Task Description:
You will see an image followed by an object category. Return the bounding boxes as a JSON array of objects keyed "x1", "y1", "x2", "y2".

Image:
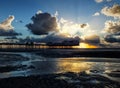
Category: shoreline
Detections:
[{"x1": 0, "y1": 48, "x2": 120, "y2": 58}]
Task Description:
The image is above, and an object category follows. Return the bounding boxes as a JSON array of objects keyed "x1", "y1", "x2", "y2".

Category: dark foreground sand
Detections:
[{"x1": 0, "y1": 72, "x2": 119, "y2": 88}]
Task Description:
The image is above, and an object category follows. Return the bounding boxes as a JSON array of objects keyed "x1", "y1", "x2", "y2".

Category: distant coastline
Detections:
[{"x1": 0, "y1": 45, "x2": 119, "y2": 58}]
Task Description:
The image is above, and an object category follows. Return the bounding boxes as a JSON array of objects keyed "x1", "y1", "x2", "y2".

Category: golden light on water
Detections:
[{"x1": 57, "y1": 59, "x2": 92, "y2": 73}]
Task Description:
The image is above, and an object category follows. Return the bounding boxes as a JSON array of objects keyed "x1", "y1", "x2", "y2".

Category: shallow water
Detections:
[{"x1": 0, "y1": 52, "x2": 120, "y2": 83}]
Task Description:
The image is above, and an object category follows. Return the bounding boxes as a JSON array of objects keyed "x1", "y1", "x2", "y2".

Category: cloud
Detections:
[
  {"x1": 27, "y1": 11, "x2": 94, "y2": 38},
  {"x1": 57, "y1": 17, "x2": 92, "y2": 36},
  {"x1": 15, "y1": 20, "x2": 23, "y2": 23},
  {"x1": 58, "y1": 18, "x2": 81, "y2": 35},
  {"x1": 36, "y1": 10, "x2": 42, "y2": 14},
  {"x1": 18, "y1": 33, "x2": 80, "y2": 44},
  {"x1": 95, "y1": 0, "x2": 112, "y2": 3},
  {"x1": 93, "y1": 12, "x2": 100, "y2": 16},
  {"x1": 0, "y1": 30, "x2": 21, "y2": 36},
  {"x1": 104, "y1": 34, "x2": 120, "y2": 43},
  {"x1": 54, "y1": 11, "x2": 59, "y2": 17},
  {"x1": 41, "y1": 33, "x2": 80, "y2": 43},
  {"x1": 80, "y1": 23, "x2": 89, "y2": 28},
  {"x1": 26, "y1": 11, "x2": 100, "y2": 46},
  {"x1": 103, "y1": 20, "x2": 120, "y2": 34},
  {"x1": 26, "y1": 12, "x2": 58, "y2": 35},
  {"x1": 95, "y1": 0, "x2": 103, "y2": 3},
  {"x1": 83, "y1": 34, "x2": 100, "y2": 44},
  {"x1": 0, "y1": 15, "x2": 14, "y2": 30},
  {"x1": 0, "y1": 15, "x2": 21, "y2": 36},
  {"x1": 101, "y1": 4, "x2": 120, "y2": 19},
  {"x1": 5, "y1": 36, "x2": 17, "y2": 39},
  {"x1": 102, "y1": 20, "x2": 120, "y2": 43},
  {"x1": 106, "y1": 0, "x2": 112, "y2": 2}
]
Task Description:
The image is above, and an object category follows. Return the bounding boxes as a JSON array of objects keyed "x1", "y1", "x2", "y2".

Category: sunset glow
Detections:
[
  {"x1": 0, "y1": 0, "x2": 120, "y2": 48},
  {"x1": 72, "y1": 43, "x2": 98, "y2": 48},
  {"x1": 79, "y1": 43, "x2": 98, "y2": 48}
]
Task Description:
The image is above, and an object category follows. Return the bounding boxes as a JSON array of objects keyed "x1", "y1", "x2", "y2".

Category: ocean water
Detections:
[{"x1": 0, "y1": 52, "x2": 120, "y2": 83}]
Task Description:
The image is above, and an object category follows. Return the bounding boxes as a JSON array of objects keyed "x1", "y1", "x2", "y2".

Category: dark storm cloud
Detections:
[
  {"x1": 103, "y1": 21, "x2": 120, "y2": 43},
  {"x1": 104, "y1": 34, "x2": 120, "y2": 43},
  {"x1": 101, "y1": 5, "x2": 120, "y2": 44},
  {"x1": 0, "y1": 30, "x2": 21, "y2": 36},
  {"x1": 17, "y1": 33, "x2": 80, "y2": 44},
  {"x1": 41, "y1": 33, "x2": 80, "y2": 43},
  {"x1": 26, "y1": 12, "x2": 58, "y2": 35},
  {"x1": 83, "y1": 35, "x2": 100, "y2": 44},
  {"x1": 5, "y1": 36, "x2": 18, "y2": 39}
]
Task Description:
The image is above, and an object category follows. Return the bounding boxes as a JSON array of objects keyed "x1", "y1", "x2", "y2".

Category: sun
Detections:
[
  {"x1": 80, "y1": 43, "x2": 98, "y2": 48},
  {"x1": 73, "y1": 43, "x2": 98, "y2": 48}
]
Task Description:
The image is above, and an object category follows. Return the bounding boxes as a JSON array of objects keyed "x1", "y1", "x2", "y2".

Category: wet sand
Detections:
[
  {"x1": 0, "y1": 72, "x2": 119, "y2": 88},
  {"x1": 0, "y1": 51, "x2": 120, "y2": 88}
]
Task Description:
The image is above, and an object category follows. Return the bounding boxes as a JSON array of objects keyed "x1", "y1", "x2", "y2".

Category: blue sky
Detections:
[{"x1": 0, "y1": 0, "x2": 120, "y2": 38}]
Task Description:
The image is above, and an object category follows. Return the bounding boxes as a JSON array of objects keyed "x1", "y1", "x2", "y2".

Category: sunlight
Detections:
[
  {"x1": 73, "y1": 43, "x2": 98, "y2": 48},
  {"x1": 57, "y1": 59, "x2": 92, "y2": 73},
  {"x1": 80, "y1": 43, "x2": 98, "y2": 48},
  {"x1": 58, "y1": 18, "x2": 97, "y2": 37},
  {"x1": 59, "y1": 20, "x2": 80, "y2": 35}
]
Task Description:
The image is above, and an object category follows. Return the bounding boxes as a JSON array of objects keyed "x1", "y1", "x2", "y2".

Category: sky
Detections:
[{"x1": 0, "y1": 0, "x2": 120, "y2": 48}]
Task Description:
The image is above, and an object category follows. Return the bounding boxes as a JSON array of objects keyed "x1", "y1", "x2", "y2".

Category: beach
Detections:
[
  {"x1": 0, "y1": 72, "x2": 120, "y2": 88},
  {"x1": 0, "y1": 49, "x2": 120, "y2": 88}
]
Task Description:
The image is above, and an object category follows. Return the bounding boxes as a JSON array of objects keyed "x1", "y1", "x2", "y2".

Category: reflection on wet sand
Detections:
[
  {"x1": 57, "y1": 59, "x2": 92, "y2": 73},
  {"x1": 0, "y1": 52, "x2": 120, "y2": 84}
]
